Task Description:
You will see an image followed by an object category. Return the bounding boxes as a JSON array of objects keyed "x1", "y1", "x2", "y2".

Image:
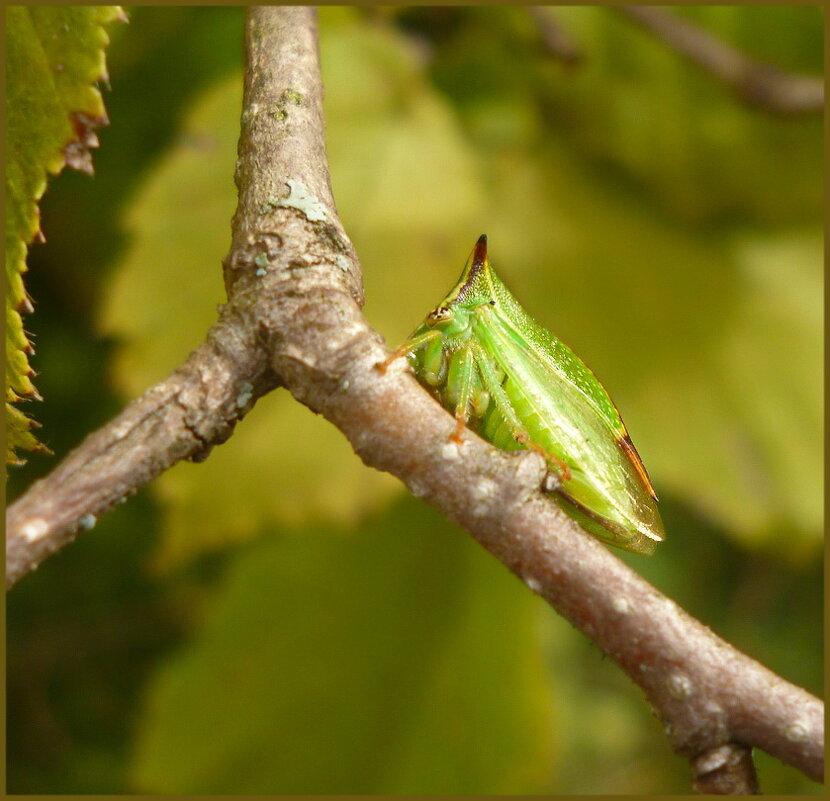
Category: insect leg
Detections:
[
  {"x1": 446, "y1": 346, "x2": 477, "y2": 442},
  {"x1": 418, "y1": 333, "x2": 449, "y2": 386},
  {"x1": 472, "y1": 343, "x2": 572, "y2": 482},
  {"x1": 376, "y1": 329, "x2": 442, "y2": 374},
  {"x1": 472, "y1": 342, "x2": 532, "y2": 440}
]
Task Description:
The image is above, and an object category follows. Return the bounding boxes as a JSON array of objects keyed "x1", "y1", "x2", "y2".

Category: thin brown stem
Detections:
[
  {"x1": 6, "y1": 313, "x2": 278, "y2": 587},
  {"x1": 691, "y1": 743, "x2": 760, "y2": 795},
  {"x1": 618, "y1": 6, "x2": 824, "y2": 115}
]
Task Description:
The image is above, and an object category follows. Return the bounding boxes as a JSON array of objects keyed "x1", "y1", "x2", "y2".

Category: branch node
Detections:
[{"x1": 692, "y1": 743, "x2": 759, "y2": 795}]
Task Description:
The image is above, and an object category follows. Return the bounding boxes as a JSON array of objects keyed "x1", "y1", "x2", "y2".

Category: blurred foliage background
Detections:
[{"x1": 6, "y1": 6, "x2": 823, "y2": 794}]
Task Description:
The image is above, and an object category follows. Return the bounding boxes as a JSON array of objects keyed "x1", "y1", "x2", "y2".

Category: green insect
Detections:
[{"x1": 383, "y1": 235, "x2": 664, "y2": 555}]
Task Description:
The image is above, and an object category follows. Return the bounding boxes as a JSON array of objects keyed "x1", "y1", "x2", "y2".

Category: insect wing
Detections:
[
  {"x1": 484, "y1": 268, "x2": 634, "y2": 450},
  {"x1": 471, "y1": 283, "x2": 664, "y2": 552}
]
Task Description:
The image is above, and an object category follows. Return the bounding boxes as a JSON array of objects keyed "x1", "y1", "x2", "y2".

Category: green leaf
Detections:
[
  {"x1": 655, "y1": 229, "x2": 823, "y2": 560},
  {"x1": 5, "y1": 401, "x2": 43, "y2": 465},
  {"x1": 131, "y1": 498, "x2": 556, "y2": 793},
  {"x1": 5, "y1": 6, "x2": 124, "y2": 465}
]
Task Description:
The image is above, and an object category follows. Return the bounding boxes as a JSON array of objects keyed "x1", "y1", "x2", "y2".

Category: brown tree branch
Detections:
[
  {"x1": 618, "y1": 6, "x2": 824, "y2": 115},
  {"x1": 692, "y1": 743, "x2": 759, "y2": 795},
  {"x1": 6, "y1": 6, "x2": 823, "y2": 792},
  {"x1": 6, "y1": 312, "x2": 278, "y2": 586}
]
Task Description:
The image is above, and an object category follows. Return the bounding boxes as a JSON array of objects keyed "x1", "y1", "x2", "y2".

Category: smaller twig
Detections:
[
  {"x1": 692, "y1": 743, "x2": 759, "y2": 795},
  {"x1": 618, "y1": 6, "x2": 823, "y2": 115},
  {"x1": 527, "y1": 6, "x2": 582, "y2": 65},
  {"x1": 5, "y1": 316, "x2": 278, "y2": 588}
]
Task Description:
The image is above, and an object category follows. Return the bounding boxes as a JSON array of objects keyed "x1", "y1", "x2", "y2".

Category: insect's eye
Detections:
[{"x1": 427, "y1": 306, "x2": 452, "y2": 325}]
